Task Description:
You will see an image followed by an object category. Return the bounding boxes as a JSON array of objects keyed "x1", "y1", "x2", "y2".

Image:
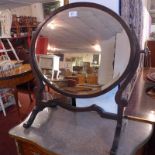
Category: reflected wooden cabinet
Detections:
[{"x1": 11, "y1": 15, "x2": 38, "y2": 38}]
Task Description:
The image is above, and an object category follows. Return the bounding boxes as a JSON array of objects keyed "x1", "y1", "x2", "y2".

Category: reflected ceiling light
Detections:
[
  {"x1": 47, "y1": 45, "x2": 58, "y2": 52},
  {"x1": 47, "y1": 45, "x2": 55, "y2": 51},
  {"x1": 47, "y1": 23, "x2": 55, "y2": 29},
  {"x1": 148, "y1": 110, "x2": 155, "y2": 121},
  {"x1": 52, "y1": 47, "x2": 56, "y2": 51},
  {"x1": 47, "y1": 44, "x2": 51, "y2": 51},
  {"x1": 47, "y1": 21, "x2": 58, "y2": 29},
  {"x1": 93, "y1": 44, "x2": 101, "y2": 52}
]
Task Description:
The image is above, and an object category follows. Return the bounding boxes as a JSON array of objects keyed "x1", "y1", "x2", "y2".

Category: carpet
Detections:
[{"x1": 0, "y1": 93, "x2": 35, "y2": 155}]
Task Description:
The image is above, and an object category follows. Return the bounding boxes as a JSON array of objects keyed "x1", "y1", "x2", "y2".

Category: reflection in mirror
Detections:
[{"x1": 34, "y1": 7, "x2": 131, "y2": 96}]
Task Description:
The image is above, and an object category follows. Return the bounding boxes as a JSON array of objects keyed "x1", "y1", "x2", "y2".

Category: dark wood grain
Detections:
[{"x1": 0, "y1": 64, "x2": 33, "y2": 86}]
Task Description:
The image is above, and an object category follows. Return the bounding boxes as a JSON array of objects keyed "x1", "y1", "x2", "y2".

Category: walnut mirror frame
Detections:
[
  {"x1": 23, "y1": 2, "x2": 140, "y2": 155},
  {"x1": 33, "y1": 4, "x2": 134, "y2": 98}
]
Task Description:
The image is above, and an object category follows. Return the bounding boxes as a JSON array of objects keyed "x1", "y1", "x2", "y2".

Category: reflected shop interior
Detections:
[{"x1": 35, "y1": 6, "x2": 130, "y2": 96}]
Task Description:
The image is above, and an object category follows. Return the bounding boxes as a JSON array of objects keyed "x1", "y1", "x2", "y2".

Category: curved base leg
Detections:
[
  {"x1": 110, "y1": 124, "x2": 122, "y2": 155},
  {"x1": 110, "y1": 106, "x2": 124, "y2": 155},
  {"x1": 23, "y1": 107, "x2": 40, "y2": 128},
  {"x1": 23, "y1": 100, "x2": 57, "y2": 128}
]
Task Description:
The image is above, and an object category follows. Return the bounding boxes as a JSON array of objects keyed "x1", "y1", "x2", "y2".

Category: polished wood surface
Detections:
[
  {"x1": 125, "y1": 67, "x2": 155, "y2": 123},
  {"x1": 0, "y1": 64, "x2": 34, "y2": 112},
  {"x1": 0, "y1": 64, "x2": 33, "y2": 88},
  {"x1": 9, "y1": 107, "x2": 153, "y2": 155}
]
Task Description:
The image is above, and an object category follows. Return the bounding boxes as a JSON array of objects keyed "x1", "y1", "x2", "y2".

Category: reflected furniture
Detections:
[{"x1": 38, "y1": 54, "x2": 60, "y2": 80}]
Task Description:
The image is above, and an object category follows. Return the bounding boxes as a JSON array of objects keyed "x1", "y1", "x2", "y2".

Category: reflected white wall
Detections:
[
  {"x1": 98, "y1": 36, "x2": 115, "y2": 85},
  {"x1": 69, "y1": 0, "x2": 120, "y2": 14},
  {"x1": 113, "y1": 30, "x2": 130, "y2": 78}
]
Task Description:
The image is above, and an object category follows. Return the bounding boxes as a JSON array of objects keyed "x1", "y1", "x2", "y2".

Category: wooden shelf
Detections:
[
  {"x1": 11, "y1": 25, "x2": 37, "y2": 29},
  {"x1": 11, "y1": 15, "x2": 38, "y2": 38}
]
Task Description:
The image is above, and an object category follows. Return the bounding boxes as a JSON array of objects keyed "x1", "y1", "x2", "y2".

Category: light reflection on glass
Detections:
[{"x1": 148, "y1": 110, "x2": 155, "y2": 121}]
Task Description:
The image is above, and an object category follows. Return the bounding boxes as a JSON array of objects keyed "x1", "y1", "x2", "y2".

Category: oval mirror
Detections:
[{"x1": 31, "y1": 3, "x2": 134, "y2": 98}]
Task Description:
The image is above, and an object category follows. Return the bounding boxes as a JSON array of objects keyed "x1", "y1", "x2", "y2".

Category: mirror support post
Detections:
[
  {"x1": 110, "y1": 34, "x2": 140, "y2": 154},
  {"x1": 23, "y1": 72, "x2": 45, "y2": 128},
  {"x1": 71, "y1": 98, "x2": 76, "y2": 107},
  {"x1": 23, "y1": 78, "x2": 58, "y2": 128},
  {"x1": 110, "y1": 105, "x2": 124, "y2": 155},
  {"x1": 22, "y1": 64, "x2": 58, "y2": 128}
]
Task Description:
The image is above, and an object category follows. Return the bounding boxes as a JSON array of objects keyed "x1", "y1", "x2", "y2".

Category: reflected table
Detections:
[
  {"x1": 0, "y1": 64, "x2": 34, "y2": 112},
  {"x1": 9, "y1": 107, "x2": 152, "y2": 155}
]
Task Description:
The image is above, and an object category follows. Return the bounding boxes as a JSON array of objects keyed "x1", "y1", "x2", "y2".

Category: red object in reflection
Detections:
[{"x1": 36, "y1": 36, "x2": 48, "y2": 54}]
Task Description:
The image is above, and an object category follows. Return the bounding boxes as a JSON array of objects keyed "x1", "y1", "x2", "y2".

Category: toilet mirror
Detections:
[{"x1": 31, "y1": 3, "x2": 135, "y2": 98}]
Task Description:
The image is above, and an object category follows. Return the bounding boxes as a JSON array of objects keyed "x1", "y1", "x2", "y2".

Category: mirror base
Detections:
[{"x1": 23, "y1": 100, "x2": 57, "y2": 129}]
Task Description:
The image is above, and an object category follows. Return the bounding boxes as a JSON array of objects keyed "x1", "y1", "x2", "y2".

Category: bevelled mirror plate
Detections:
[{"x1": 33, "y1": 4, "x2": 131, "y2": 97}]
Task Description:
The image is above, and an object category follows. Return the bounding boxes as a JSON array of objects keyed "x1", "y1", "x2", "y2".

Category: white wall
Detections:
[
  {"x1": 10, "y1": 5, "x2": 32, "y2": 16},
  {"x1": 10, "y1": 3, "x2": 44, "y2": 22},
  {"x1": 0, "y1": 9, "x2": 12, "y2": 37},
  {"x1": 31, "y1": 3, "x2": 44, "y2": 22},
  {"x1": 69, "y1": 0, "x2": 120, "y2": 14},
  {"x1": 142, "y1": 0, "x2": 151, "y2": 49},
  {"x1": 3, "y1": 3, "x2": 44, "y2": 23},
  {"x1": 151, "y1": 25, "x2": 155, "y2": 32}
]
